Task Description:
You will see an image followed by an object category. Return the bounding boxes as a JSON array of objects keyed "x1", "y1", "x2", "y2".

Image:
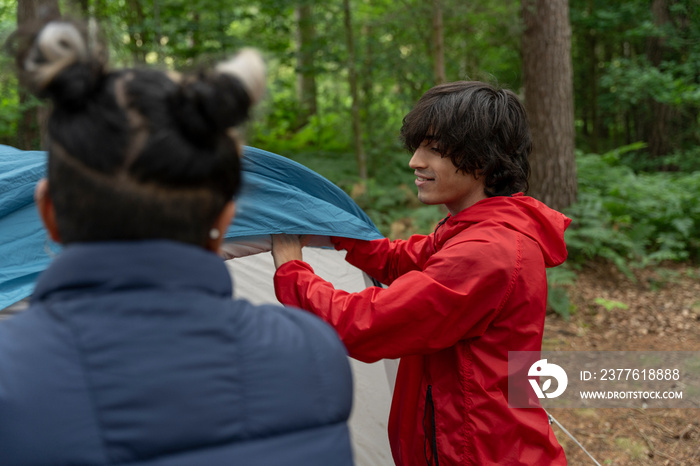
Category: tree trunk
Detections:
[
  {"x1": 361, "y1": 22, "x2": 375, "y2": 171},
  {"x1": 585, "y1": 0, "x2": 598, "y2": 153},
  {"x1": 432, "y1": 0, "x2": 446, "y2": 84},
  {"x1": 17, "y1": 0, "x2": 60, "y2": 150},
  {"x1": 67, "y1": 0, "x2": 88, "y2": 15},
  {"x1": 153, "y1": 0, "x2": 163, "y2": 64},
  {"x1": 294, "y1": 3, "x2": 318, "y2": 129},
  {"x1": 521, "y1": 0, "x2": 577, "y2": 211},
  {"x1": 125, "y1": 0, "x2": 149, "y2": 64},
  {"x1": 342, "y1": 0, "x2": 367, "y2": 179},
  {"x1": 646, "y1": 0, "x2": 672, "y2": 158}
]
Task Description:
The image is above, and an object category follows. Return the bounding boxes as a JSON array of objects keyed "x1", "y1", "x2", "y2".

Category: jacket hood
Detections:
[{"x1": 447, "y1": 193, "x2": 572, "y2": 267}]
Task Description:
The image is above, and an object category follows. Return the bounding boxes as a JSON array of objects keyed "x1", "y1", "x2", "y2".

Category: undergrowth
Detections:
[{"x1": 549, "y1": 144, "x2": 700, "y2": 318}]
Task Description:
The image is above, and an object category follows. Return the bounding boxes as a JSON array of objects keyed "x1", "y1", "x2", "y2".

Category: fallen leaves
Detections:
[{"x1": 544, "y1": 263, "x2": 700, "y2": 465}]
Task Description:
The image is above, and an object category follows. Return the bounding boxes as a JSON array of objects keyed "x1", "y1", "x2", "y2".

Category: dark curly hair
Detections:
[
  {"x1": 400, "y1": 81, "x2": 531, "y2": 197},
  {"x1": 11, "y1": 18, "x2": 265, "y2": 246}
]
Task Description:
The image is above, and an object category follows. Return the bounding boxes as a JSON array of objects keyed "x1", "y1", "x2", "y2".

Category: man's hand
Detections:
[{"x1": 271, "y1": 234, "x2": 304, "y2": 269}]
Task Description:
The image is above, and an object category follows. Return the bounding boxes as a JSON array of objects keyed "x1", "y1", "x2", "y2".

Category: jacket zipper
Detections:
[
  {"x1": 432, "y1": 216, "x2": 449, "y2": 253},
  {"x1": 423, "y1": 384, "x2": 440, "y2": 466}
]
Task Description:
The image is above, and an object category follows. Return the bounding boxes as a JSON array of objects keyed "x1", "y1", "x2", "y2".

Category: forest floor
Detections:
[{"x1": 543, "y1": 263, "x2": 700, "y2": 465}]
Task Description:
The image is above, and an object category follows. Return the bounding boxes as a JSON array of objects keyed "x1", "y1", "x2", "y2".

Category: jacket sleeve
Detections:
[
  {"x1": 274, "y1": 236, "x2": 521, "y2": 363},
  {"x1": 332, "y1": 235, "x2": 435, "y2": 285}
]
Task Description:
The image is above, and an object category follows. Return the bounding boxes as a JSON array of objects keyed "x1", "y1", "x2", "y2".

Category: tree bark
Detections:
[
  {"x1": 294, "y1": 3, "x2": 318, "y2": 129},
  {"x1": 17, "y1": 0, "x2": 60, "y2": 150},
  {"x1": 67, "y1": 0, "x2": 88, "y2": 15},
  {"x1": 125, "y1": 0, "x2": 149, "y2": 64},
  {"x1": 342, "y1": 0, "x2": 367, "y2": 179},
  {"x1": 585, "y1": 0, "x2": 598, "y2": 152},
  {"x1": 646, "y1": 0, "x2": 672, "y2": 158},
  {"x1": 432, "y1": 0, "x2": 446, "y2": 84},
  {"x1": 521, "y1": 0, "x2": 577, "y2": 211},
  {"x1": 361, "y1": 22, "x2": 375, "y2": 171}
]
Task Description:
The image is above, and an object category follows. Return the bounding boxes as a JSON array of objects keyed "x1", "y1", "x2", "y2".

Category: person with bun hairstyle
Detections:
[
  {"x1": 272, "y1": 82, "x2": 569, "y2": 465},
  {"x1": 0, "y1": 18, "x2": 354, "y2": 466}
]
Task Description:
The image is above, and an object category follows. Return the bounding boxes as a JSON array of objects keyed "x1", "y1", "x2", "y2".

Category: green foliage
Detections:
[
  {"x1": 564, "y1": 144, "x2": 700, "y2": 275},
  {"x1": 350, "y1": 179, "x2": 446, "y2": 237},
  {"x1": 601, "y1": 56, "x2": 700, "y2": 109},
  {"x1": 546, "y1": 266, "x2": 578, "y2": 319},
  {"x1": 593, "y1": 297, "x2": 629, "y2": 312},
  {"x1": 570, "y1": 0, "x2": 700, "y2": 163},
  {"x1": 0, "y1": 10, "x2": 17, "y2": 145},
  {"x1": 619, "y1": 145, "x2": 700, "y2": 174},
  {"x1": 281, "y1": 147, "x2": 445, "y2": 237},
  {"x1": 351, "y1": 178, "x2": 416, "y2": 234},
  {"x1": 279, "y1": 150, "x2": 359, "y2": 186},
  {"x1": 0, "y1": 76, "x2": 19, "y2": 144},
  {"x1": 247, "y1": 0, "x2": 524, "y2": 175}
]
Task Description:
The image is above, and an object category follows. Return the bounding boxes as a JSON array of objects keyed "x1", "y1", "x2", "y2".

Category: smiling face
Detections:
[
  {"x1": 409, "y1": 140, "x2": 487, "y2": 216},
  {"x1": 400, "y1": 82, "x2": 532, "y2": 199}
]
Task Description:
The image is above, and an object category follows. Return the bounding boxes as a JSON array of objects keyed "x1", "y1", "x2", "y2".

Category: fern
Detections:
[{"x1": 564, "y1": 147, "x2": 700, "y2": 273}]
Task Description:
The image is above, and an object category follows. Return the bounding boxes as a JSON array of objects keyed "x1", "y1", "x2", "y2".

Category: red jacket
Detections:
[{"x1": 274, "y1": 194, "x2": 570, "y2": 465}]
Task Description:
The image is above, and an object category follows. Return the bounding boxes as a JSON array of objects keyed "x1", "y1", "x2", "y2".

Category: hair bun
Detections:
[
  {"x1": 18, "y1": 20, "x2": 104, "y2": 108},
  {"x1": 24, "y1": 21, "x2": 88, "y2": 88},
  {"x1": 215, "y1": 48, "x2": 266, "y2": 104},
  {"x1": 170, "y1": 49, "x2": 266, "y2": 148}
]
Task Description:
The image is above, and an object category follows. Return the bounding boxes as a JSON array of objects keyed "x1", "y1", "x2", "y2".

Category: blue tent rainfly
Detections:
[{"x1": 0, "y1": 145, "x2": 382, "y2": 311}]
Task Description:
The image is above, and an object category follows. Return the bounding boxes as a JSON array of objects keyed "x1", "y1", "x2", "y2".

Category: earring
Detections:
[
  {"x1": 209, "y1": 228, "x2": 220, "y2": 240},
  {"x1": 43, "y1": 237, "x2": 58, "y2": 258}
]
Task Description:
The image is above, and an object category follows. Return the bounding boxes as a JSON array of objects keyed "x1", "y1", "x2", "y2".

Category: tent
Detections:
[{"x1": 0, "y1": 144, "x2": 397, "y2": 466}]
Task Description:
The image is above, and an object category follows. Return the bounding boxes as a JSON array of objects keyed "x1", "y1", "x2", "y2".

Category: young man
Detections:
[{"x1": 272, "y1": 81, "x2": 569, "y2": 465}]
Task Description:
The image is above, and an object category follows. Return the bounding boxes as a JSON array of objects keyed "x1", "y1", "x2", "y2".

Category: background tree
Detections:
[
  {"x1": 645, "y1": 0, "x2": 673, "y2": 158},
  {"x1": 431, "y1": 0, "x2": 445, "y2": 84},
  {"x1": 342, "y1": 0, "x2": 366, "y2": 179},
  {"x1": 522, "y1": 0, "x2": 577, "y2": 211},
  {"x1": 294, "y1": 1, "x2": 317, "y2": 128},
  {"x1": 16, "y1": 0, "x2": 60, "y2": 149}
]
